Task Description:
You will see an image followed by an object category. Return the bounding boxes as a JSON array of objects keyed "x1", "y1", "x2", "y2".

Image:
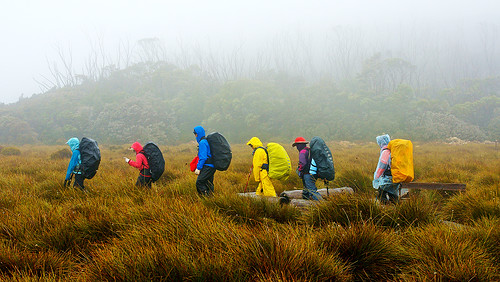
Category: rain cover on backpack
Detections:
[
  {"x1": 266, "y1": 142, "x2": 291, "y2": 181},
  {"x1": 79, "y1": 137, "x2": 101, "y2": 179},
  {"x1": 206, "y1": 132, "x2": 232, "y2": 171},
  {"x1": 387, "y1": 139, "x2": 414, "y2": 183},
  {"x1": 309, "y1": 136, "x2": 335, "y2": 181},
  {"x1": 143, "y1": 142, "x2": 165, "y2": 182}
]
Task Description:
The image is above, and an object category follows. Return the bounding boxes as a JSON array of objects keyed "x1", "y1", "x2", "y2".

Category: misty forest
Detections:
[
  {"x1": 0, "y1": 13, "x2": 500, "y2": 281},
  {"x1": 1, "y1": 24, "x2": 499, "y2": 145}
]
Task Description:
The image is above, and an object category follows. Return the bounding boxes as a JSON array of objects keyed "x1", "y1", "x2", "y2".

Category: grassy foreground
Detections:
[{"x1": 0, "y1": 142, "x2": 499, "y2": 281}]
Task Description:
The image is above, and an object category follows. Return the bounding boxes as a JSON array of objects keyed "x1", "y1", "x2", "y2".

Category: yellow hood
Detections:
[{"x1": 247, "y1": 137, "x2": 263, "y2": 149}]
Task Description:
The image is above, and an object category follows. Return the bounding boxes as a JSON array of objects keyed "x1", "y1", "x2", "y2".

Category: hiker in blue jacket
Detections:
[
  {"x1": 64, "y1": 137, "x2": 84, "y2": 190},
  {"x1": 193, "y1": 126, "x2": 216, "y2": 196}
]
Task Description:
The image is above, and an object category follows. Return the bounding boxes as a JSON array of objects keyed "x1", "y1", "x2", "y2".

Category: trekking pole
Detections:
[
  {"x1": 244, "y1": 165, "x2": 253, "y2": 193},
  {"x1": 324, "y1": 180, "x2": 329, "y2": 197}
]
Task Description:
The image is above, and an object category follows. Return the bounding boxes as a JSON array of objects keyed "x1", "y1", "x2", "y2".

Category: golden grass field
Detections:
[{"x1": 0, "y1": 142, "x2": 499, "y2": 281}]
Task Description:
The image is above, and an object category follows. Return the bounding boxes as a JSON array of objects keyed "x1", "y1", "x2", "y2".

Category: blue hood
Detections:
[
  {"x1": 376, "y1": 134, "x2": 390, "y2": 149},
  {"x1": 194, "y1": 126, "x2": 206, "y2": 143},
  {"x1": 66, "y1": 137, "x2": 80, "y2": 152}
]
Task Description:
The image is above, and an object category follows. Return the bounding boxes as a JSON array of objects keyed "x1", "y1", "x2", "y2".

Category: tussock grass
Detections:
[
  {"x1": 400, "y1": 223, "x2": 500, "y2": 281},
  {"x1": 204, "y1": 192, "x2": 301, "y2": 224},
  {"x1": 0, "y1": 142, "x2": 498, "y2": 280},
  {"x1": 0, "y1": 241, "x2": 74, "y2": 279},
  {"x1": 442, "y1": 186, "x2": 500, "y2": 224},
  {"x1": 242, "y1": 226, "x2": 352, "y2": 281},
  {"x1": 317, "y1": 223, "x2": 408, "y2": 281},
  {"x1": 305, "y1": 193, "x2": 383, "y2": 227}
]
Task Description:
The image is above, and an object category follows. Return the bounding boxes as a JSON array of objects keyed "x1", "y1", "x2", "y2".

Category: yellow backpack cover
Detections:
[
  {"x1": 387, "y1": 139, "x2": 414, "y2": 183},
  {"x1": 266, "y1": 142, "x2": 292, "y2": 181}
]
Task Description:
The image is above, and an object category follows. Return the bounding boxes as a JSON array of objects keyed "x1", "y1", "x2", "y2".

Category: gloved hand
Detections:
[
  {"x1": 194, "y1": 169, "x2": 200, "y2": 175},
  {"x1": 63, "y1": 179, "x2": 69, "y2": 187},
  {"x1": 124, "y1": 157, "x2": 130, "y2": 163}
]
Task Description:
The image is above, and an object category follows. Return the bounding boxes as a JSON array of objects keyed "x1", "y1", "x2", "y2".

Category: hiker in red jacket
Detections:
[{"x1": 124, "y1": 142, "x2": 152, "y2": 188}]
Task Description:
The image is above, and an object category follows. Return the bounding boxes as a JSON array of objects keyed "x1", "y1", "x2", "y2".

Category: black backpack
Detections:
[
  {"x1": 142, "y1": 142, "x2": 165, "y2": 182},
  {"x1": 309, "y1": 136, "x2": 335, "y2": 181},
  {"x1": 79, "y1": 137, "x2": 101, "y2": 179},
  {"x1": 206, "y1": 132, "x2": 232, "y2": 171}
]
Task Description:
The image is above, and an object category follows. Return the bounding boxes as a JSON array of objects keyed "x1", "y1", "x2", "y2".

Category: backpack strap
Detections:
[{"x1": 256, "y1": 146, "x2": 269, "y2": 171}]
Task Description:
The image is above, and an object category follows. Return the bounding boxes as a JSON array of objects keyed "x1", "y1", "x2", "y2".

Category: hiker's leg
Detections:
[
  {"x1": 303, "y1": 174, "x2": 321, "y2": 200},
  {"x1": 206, "y1": 167, "x2": 215, "y2": 195},
  {"x1": 73, "y1": 174, "x2": 85, "y2": 190},
  {"x1": 378, "y1": 185, "x2": 391, "y2": 204},
  {"x1": 386, "y1": 183, "x2": 400, "y2": 204},
  {"x1": 302, "y1": 177, "x2": 312, "y2": 199},
  {"x1": 136, "y1": 174, "x2": 145, "y2": 187},
  {"x1": 196, "y1": 166, "x2": 214, "y2": 196},
  {"x1": 259, "y1": 171, "x2": 276, "y2": 197},
  {"x1": 145, "y1": 176, "x2": 152, "y2": 188}
]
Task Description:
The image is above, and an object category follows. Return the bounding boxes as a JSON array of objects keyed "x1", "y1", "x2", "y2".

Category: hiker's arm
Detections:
[
  {"x1": 374, "y1": 150, "x2": 390, "y2": 179},
  {"x1": 197, "y1": 141, "x2": 211, "y2": 170},
  {"x1": 128, "y1": 154, "x2": 146, "y2": 169},
  {"x1": 65, "y1": 151, "x2": 79, "y2": 180},
  {"x1": 252, "y1": 149, "x2": 266, "y2": 181},
  {"x1": 297, "y1": 150, "x2": 308, "y2": 177}
]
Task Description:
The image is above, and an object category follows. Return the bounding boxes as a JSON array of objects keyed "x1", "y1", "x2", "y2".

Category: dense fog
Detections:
[{"x1": 0, "y1": 1, "x2": 499, "y2": 144}]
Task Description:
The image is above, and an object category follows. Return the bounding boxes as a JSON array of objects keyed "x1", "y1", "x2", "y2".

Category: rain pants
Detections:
[{"x1": 247, "y1": 137, "x2": 277, "y2": 197}]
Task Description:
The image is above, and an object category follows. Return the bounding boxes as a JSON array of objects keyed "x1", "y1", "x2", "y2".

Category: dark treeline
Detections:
[
  {"x1": 1, "y1": 25, "x2": 499, "y2": 145},
  {"x1": 0, "y1": 59, "x2": 498, "y2": 145}
]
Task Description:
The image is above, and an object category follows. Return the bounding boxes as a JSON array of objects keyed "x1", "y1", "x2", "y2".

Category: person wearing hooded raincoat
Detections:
[
  {"x1": 246, "y1": 137, "x2": 277, "y2": 197},
  {"x1": 65, "y1": 137, "x2": 84, "y2": 190},
  {"x1": 193, "y1": 126, "x2": 216, "y2": 196},
  {"x1": 373, "y1": 134, "x2": 399, "y2": 204},
  {"x1": 292, "y1": 137, "x2": 322, "y2": 201},
  {"x1": 124, "y1": 142, "x2": 152, "y2": 188}
]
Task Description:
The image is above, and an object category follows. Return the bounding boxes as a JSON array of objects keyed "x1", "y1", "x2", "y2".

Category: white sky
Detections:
[{"x1": 0, "y1": 0, "x2": 498, "y2": 104}]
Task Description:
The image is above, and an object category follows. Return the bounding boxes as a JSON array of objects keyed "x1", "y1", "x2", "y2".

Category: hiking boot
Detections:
[{"x1": 279, "y1": 192, "x2": 290, "y2": 205}]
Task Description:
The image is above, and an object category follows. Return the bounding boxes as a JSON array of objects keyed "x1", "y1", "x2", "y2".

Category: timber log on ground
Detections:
[{"x1": 238, "y1": 187, "x2": 354, "y2": 208}]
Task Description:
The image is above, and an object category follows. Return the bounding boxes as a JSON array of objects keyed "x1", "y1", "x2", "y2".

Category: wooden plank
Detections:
[
  {"x1": 401, "y1": 182, "x2": 466, "y2": 191},
  {"x1": 280, "y1": 187, "x2": 354, "y2": 199},
  {"x1": 237, "y1": 192, "x2": 316, "y2": 208}
]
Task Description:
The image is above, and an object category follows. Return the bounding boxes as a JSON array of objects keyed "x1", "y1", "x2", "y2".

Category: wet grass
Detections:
[{"x1": 0, "y1": 142, "x2": 498, "y2": 280}]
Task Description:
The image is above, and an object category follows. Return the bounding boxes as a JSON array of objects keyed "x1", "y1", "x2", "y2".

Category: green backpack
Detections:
[{"x1": 259, "y1": 142, "x2": 292, "y2": 181}]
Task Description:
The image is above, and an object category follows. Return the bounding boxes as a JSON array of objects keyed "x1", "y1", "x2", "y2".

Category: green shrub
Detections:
[
  {"x1": 50, "y1": 148, "x2": 72, "y2": 160},
  {"x1": 0, "y1": 147, "x2": 21, "y2": 156},
  {"x1": 333, "y1": 168, "x2": 372, "y2": 193}
]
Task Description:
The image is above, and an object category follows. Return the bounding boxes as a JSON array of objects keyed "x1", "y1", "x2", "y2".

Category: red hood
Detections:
[{"x1": 131, "y1": 142, "x2": 143, "y2": 153}]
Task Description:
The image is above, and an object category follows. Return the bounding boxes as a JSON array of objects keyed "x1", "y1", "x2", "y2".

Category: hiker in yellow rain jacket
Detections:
[{"x1": 247, "y1": 137, "x2": 277, "y2": 197}]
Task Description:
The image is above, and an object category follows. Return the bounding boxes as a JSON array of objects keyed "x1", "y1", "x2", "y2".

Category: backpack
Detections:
[
  {"x1": 309, "y1": 136, "x2": 335, "y2": 181},
  {"x1": 259, "y1": 143, "x2": 292, "y2": 181},
  {"x1": 387, "y1": 139, "x2": 414, "y2": 183},
  {"x1": 206, "y1": 132, "x2": 232, "y2": 171},
  {"x1": 142, "y1": 142, "x2": 165, "y2": 182},
  {"x1": 79, "y1": 137, "x2": 101, "y2": 179}
]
